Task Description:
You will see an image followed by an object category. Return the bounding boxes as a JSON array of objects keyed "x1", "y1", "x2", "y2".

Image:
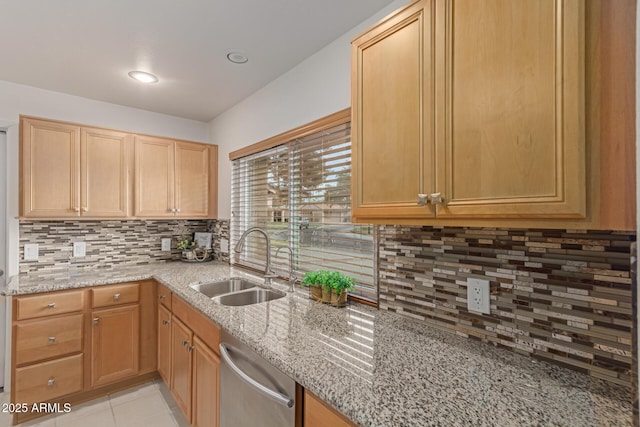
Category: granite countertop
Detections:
[{"x1": 7, "y1": 262, "x2": 632, "y2": 426}]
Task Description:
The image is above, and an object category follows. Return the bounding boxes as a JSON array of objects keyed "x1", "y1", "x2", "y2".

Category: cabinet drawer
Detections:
[
  {"x1": 15, "y1": 313, "x2": 83, "y2": 366},
  {"x1": 158, "y1": 284, "x2": 172, "y2": 309},
  {"x1": 15, "y1": 290, "x2": 85, "y2": 321},
  {"x1": 14, "y1": 354, "x2": 83, "y2": 404},
  {"x1": 92, "y1": 283, "x2": 139, "y2": 308}
]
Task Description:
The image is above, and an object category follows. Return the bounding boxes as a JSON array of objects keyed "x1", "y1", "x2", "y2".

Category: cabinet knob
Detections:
[
  {"x1": 48, "y1": 337, "x2": 56, "y2": 344},
  {"x1": 176, "y1": 208, "x2": 181, "y2": 213},
  {"x1": 430, "y1": 193, "x2": 443, "y2": 205},
  {"x1": 182, "y1": 340, "x2": 189, "y2": 347},
  {"x1": 47, "y1": 303, "x2": 56, "y2": 309},
  {"x1": 47, "y1": 378, "x2": 55, "y2": 387},
  {"x1": 162, "y1": 320, "x2": 170, "y2": 326},
  {"x1": 81, "y1": 207, "x2": 88, "y2": 212},
  {"x1": 93, "y1": 317, "x2": 100, "y2": 325},
  {"x1": 417, "y1": 194, "x2": 428, "y2": 206},
  {"x1": 159, "y1": 295, "x2": 166, "y2": 300},
  {"x1": 113, "y1": 293, "x2": 121, "y2": 301},
  {"x1": 73, "y1": 207, "x2": 80, "y2": 212},
  {"x1": 187, "y1": 345, "x2": 194, "y2": 353}
]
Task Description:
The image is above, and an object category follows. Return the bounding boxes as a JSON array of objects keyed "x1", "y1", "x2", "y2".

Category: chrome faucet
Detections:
[
  {"x1": 275, "y1": 246, "x2": 297, "y2": 292},
  {"x1": 234, "y1": 227, "x2": 277, "y2": 285}
]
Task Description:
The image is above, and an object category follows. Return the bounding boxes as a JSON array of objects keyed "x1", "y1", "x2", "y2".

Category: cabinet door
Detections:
[
  {"x1": 171, "y1": 316, "x2": 193, "y2": 423},
  {"x1": 91, "y1": 305, "x2": 140, "y2": 387},
  {"x1": 157, "y1": 305, "x2": 172, "y2": 386},
  {"x1": 351, "y1": 0, "x2": 435, "y2": 221},
  {"x1": 21, "y1": 118, "x2": 81, "y2": 217},
  {"x1": 191, "y1": 336, "x2": 219, "y2": 427},
  {"x1": 304, "y1": 390, "x2": 356, "y2": 427},
  {"x1": 175, "y1": 141, "x2": 210, "y2": 218},
  {"x1": 81, "y1": 127, "x2": 131, "y2": 217},
  {"x1": 134, "y1": 135, "x2": 175, "y2": 217},
  {"x1": 436, "y1": 0, "x2": 585, "y2": 218}
]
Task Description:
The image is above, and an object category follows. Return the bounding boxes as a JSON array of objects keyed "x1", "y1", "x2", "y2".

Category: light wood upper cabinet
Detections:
[
  {"x1": 22, "y1": 118, "x2": 131, "y2": 219},
  {"x1": 135, "y1": 136, "x2": 217, "y2": 218},
  {"x1": 21, "y1": 118, "x2": 81, "y2": 217},
  {"x1": 21, "y1": 116, "x2": 218, "y2": 219},
  {"x1": 351, "y1": 0, "x2": 597, "y2": 225},
  {"x1": 436, "y1": 0, "x2": 585, "y2": 218},
  {"x1": 81, "y1": 127, "x2": 131, "y2": 217},
  {"x1": 352, "y1": 0, "x2": 434, "y2": 220}
]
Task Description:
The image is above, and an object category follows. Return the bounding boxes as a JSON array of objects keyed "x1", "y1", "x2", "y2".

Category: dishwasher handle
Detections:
[{"x1": 219, "y1": 342, "x2": 294, "y2": 408}]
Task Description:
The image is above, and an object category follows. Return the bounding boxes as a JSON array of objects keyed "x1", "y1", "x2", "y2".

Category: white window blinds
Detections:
[{"x1": 231, "y1": 121, "x2": 376, "y2": 301}]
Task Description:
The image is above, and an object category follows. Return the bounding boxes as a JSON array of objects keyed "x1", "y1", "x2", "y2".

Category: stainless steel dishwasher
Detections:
[{"x1": 219, "y1": 330, "x2": 296, "y2": 427}]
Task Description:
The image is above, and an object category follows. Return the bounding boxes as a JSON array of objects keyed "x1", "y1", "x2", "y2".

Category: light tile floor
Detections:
[{"x1": 0, "y1": 380, "x2": 190, "y2": 427}]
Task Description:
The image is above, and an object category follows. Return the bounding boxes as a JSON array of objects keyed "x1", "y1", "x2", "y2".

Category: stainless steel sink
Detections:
[
  {"x1": 191, "y1": 277, "x2": 257, "y2": 298},
  {"x1": 213, "y1": 288, "x2": 286, "y2": 306}
]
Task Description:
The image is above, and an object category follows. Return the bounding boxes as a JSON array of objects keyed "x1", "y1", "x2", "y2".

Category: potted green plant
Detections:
[
  {"x1": 327, "y1": 271, "x2": 355, "y2": 307},
  {"x1": 301, "y1": 270, "x2": 355, "y2": 307},
  {"x1": 176, "y1": 236, "x2": 196, "y2": 260}
]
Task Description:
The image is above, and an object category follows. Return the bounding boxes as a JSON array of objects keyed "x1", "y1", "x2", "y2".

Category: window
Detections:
[{"x1": 231, "y1": 112, "x2": 376, "y2": 301}]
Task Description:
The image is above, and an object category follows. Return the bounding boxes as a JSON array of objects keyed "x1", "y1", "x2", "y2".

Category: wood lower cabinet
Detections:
[
  {"x1": 192, "y1": 336, "x2": 220, "y2": 427},
  {"x1": 170, "y1": 316, "x2": 193, "y2": 422},
  {"x1": 91, "y1": 305, "x2": 140, "y2": 387},
  {"x1": 159, "y1": 292, "x2": 220, "y2": 427},
  {"x1": 11, "y1": 282, "x2": 157, "y2": 425},
  {"x1": 157, "y1": 305, "x2": 172, "y2": 385},
  {"x1": 304, "y1": 390, "x2": 356, "y2": 427}
]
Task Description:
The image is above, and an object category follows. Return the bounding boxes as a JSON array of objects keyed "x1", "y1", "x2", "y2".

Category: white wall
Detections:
[
  {"x1": 0, "y1": 80, "x2": 209, "y2": 278},
  {"x1": 208, "y1": 0, "x2": 407, "y2": 219}
]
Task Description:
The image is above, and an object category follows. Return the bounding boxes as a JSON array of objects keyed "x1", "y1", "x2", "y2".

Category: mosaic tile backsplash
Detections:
[
  {"x1": 378, "y1": 226, "x2": 635, "y2": 387},
  {"x1": 19, "y1": 219, "x2": 230, "y2": 280}
]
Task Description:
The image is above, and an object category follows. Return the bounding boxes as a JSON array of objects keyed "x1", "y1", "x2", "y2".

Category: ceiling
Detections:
[{"x1": 0, "y1": 0, "x2": 395, "y2": 122}]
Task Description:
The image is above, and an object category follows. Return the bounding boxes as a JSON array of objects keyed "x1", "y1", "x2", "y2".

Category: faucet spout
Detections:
[
  {"x1": 275, "y1": 246, "x2": 297, "y2": 292},
  {"x1": 234, "y1": 227, "x2": 277, "y2": 285}
]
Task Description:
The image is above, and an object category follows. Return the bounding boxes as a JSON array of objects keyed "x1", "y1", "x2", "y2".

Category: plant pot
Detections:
[
  {"x1": 321, "y1": 286, "x2": 332, "y2": 303},
  {"x1": 309, "y1": 284, "x2": 323, "y2": 301},
  {"x1": 330, "y1": 290, "x2": 348, "y2": 307}
]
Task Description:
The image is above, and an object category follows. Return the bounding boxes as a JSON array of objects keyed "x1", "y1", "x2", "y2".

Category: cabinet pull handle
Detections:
[
  {"x1": 430, "y1": 193, "x2": 443, "y2": 205},
  {"x1": 162, "y1": 320, "x2": 170, "y2": 326},
  {"x1": 47, "y1": 303, "x2": 56, "y2": 309},
  {"x1": 176, "y1": 208, "x2": 181, "y2": 213},
  {"x1": 73, "y1": 207, "x2": 80, "y2": 212},
  {"x1": 182, "y1": 340, "x2": 189, "y2": 347},
  {"x1": 48, "y1": 337, "x2": 56, "y2": 344},
  {"x1": 159, "y1": 295, "x2": 166, "y2": 300},
  {"x1": 187, "y1": 345, "x2": 194, "y2": 353},
  {"x1": 47, "y1": 378, "x2": 55, "y2": 387},
  {"x1": 417, "y1": 194, "x2": 428, "y2": 206},
  {"x1": 113, "y1": 293, "x2": 121, "y2": 301},
  {"x1": 81, "y1": 207, "x2": 88, "y2": 212},
  {"x1": 93, "y1": 317, "x2": 100, "y2": 325}
]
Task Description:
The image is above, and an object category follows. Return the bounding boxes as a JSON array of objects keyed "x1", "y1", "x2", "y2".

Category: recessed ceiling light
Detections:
[
  {"x1": 226, "y1": 52, "x2": 248, "y2": 64},
  {"x1": 128, "y1": 70, "x2": 159, "y2": 83}
]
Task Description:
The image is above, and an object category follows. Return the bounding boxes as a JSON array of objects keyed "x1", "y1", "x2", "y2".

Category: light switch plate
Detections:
[
  {"x1": 73, "y1": 242, "x2": 86, "y2": 258},
  {"x1": 161, "y1": 238, "x2": 171, "y2": 252},
  {"x1": 24, "y1": 244, "x2": 39, "y2": 261},
  {"x1": 467, "y1": 278, "x2": 490, "y2": 314}
]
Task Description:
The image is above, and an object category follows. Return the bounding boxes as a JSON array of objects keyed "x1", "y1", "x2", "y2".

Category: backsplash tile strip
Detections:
[
  {"x1": 19, "y1": 219, "x2": 229, "y2": 281},
  {"x1": 378, "y1": 225, "x2": 635, "y2": 387}
]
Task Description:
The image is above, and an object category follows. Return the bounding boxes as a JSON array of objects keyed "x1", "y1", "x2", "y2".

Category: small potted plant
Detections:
[
  {"x1": 301, "y1": 270, "x2": 355, "y2": 307},
  {"x1": 328, "y1": 272, "x2": 355, "y2": 308},
  {"x1": 301, "y1": 270, "x2": 326, "y2": 301},
  {"x1": 177, "y1": 236, "x2": 196, "y2": 260}
]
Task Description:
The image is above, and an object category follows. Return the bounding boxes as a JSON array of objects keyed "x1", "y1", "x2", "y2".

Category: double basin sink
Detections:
[{"x1": 190, "y1": 277, "x2": 286, "y2": 306}]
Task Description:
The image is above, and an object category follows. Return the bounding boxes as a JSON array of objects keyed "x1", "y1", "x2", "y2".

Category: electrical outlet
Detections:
[
  {"x1": 24, "y1": 244, "x2": 39, "y2": 261},
  {"x1": 161, "y1": 238, "x2": 171, "y2": 252},
  {"x1": 73, "y1": 242, "x2": 86, "y2": 258},
  {"x1": 467, "y1": 278, "x2": 490, "y2": 314}
]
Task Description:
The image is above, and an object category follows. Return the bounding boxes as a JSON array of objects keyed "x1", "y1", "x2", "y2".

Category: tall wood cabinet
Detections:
[
  {"x1": 135, "y1": 136, "x2": 216, "y2": 218},
  {"x1": 21, "y1": 118, "x2": 131, "y2": 218},
  {"x1": 352, "y1": 0, "x2": 589, "y2": 224}
]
